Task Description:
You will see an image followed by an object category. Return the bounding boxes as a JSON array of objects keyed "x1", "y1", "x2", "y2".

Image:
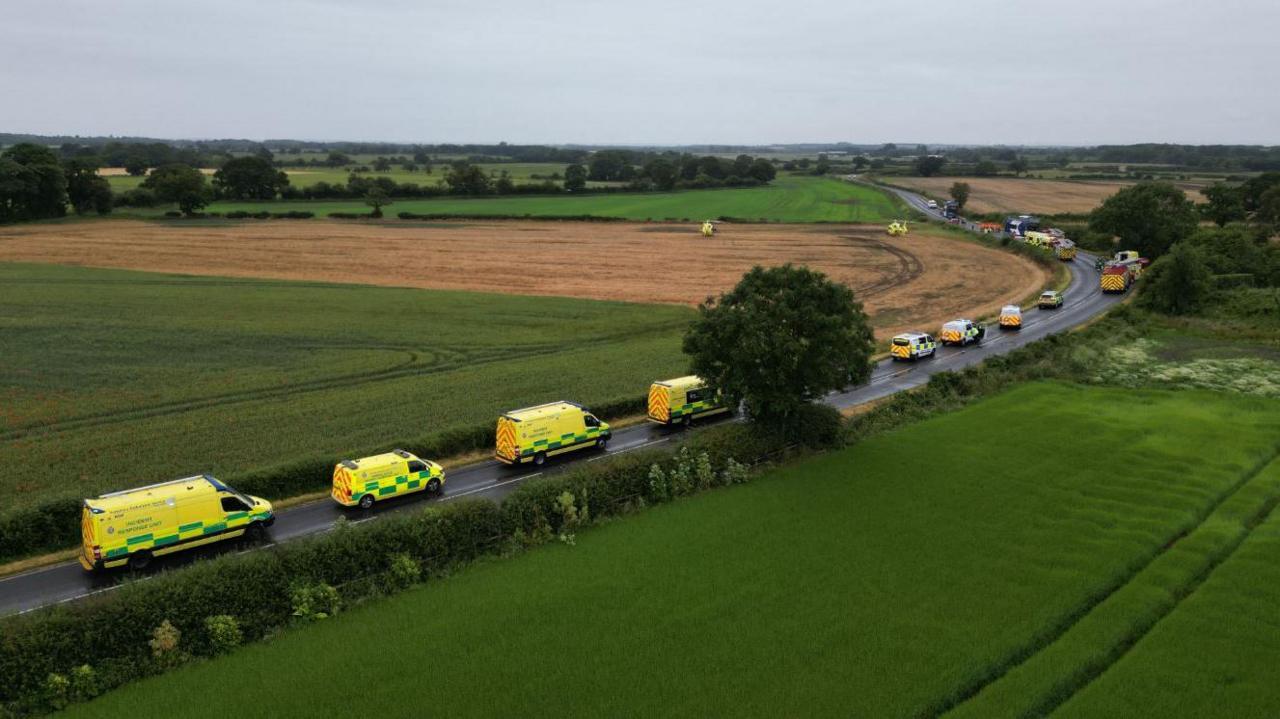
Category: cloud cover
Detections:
[{"x1": 1, "y1": 0, "x2": 1276, "y2": 144}]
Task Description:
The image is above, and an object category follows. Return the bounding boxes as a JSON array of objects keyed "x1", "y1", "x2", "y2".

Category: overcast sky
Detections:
[{"x1": 2, "y1": 0, "x2": 1276, "y2": 145}]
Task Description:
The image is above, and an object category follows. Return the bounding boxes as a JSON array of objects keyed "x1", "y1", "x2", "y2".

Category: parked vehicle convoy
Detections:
[
  {"x1": 331, "y1": 450, "x2": 444, "y2": 509},
  {"x1": 495, "y1": 401, "x2": 610, "y2": 466},
  {"x1": 1004, "y1": 215, "x2": 1041, "y2": 237},
  {"x1": 890, "y1": 332, "x2": 938, "y2": 360},
  {"x1": 939, "y1": 319, "x2": 985, "y2": 346},
  {"x1": 80, "y1": 475, "x2": 274, "y2": 571},
  {"x1": 999, "y1": 305, "x2": 1023, "y2": 330},
  {"x1": 648, "y1": 375, "x2": 729, "y2": 427},
  {"x1": 1038, "y1": 290, "x2": 1064, "y2": 309},
  {"x1": 1056, "y1": 243, "x2": 1077, "y2": 261}
]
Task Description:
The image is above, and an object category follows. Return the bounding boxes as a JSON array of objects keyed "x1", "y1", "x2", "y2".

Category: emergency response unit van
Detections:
[
  {"x1": 331, "y1": 449, "x2": 444, "y2": 509},
  {"x1": 890, "y1": 332, "x2": 937, "y2": 360},
  {"x1": 999, "y1": 305, "x2": 1023, "y2": 330},
  {"x1": 648, "y1": 375, "x2": 729, "y2": 427},
  {"x1": 495, "y1": 401, "x2": 610, "y2": 466},
  {"x1": 80, "y1": 475, "x2": 273, "y2": 571},
  {"x1": 939, "y1": 319, "x2": 985, "y2": 346}
]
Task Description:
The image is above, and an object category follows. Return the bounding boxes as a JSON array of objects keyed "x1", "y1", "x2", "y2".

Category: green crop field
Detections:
[
  {"x1": 103, "y1": 162, "x2": 617, "y2": 193},
  {"x1": 0, "y1": 263, "x2": 691, "y2": 511},
  {"x1": 113, "y1": 175, "x2": 903, "y2": 224},
  {"x1": 67, "y1": 383, "x2": 1280, "y2": 718}
]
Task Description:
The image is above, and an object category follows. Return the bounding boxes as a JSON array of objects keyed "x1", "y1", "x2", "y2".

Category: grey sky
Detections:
[{"x1": 2, "y1": 0, "x2": 1276, "y2": 145}]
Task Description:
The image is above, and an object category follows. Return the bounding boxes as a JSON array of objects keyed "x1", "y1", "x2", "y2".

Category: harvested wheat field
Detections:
[
  {"x1": 888, "y1": 176, "x2": 1205, "y2": 215},
  {"x1": 0, "y1": 219, "x2": 1047, "y2": 337}
]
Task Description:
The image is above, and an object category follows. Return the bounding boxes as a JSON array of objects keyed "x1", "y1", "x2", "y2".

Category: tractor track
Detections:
[{"x1": 837, "y1": 234, "x2": 924, "y2": 298}]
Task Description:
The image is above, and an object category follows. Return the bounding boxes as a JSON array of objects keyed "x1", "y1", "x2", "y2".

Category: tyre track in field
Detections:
[
  {"x1": 1, "y1": 324, "x2": 684, "y2": 442},
  {"x1": 837, "y1": 235, "x2": 924, "y2": 298}
]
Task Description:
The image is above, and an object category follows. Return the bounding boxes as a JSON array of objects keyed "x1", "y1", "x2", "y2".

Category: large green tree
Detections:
[
  {"x1": 913, "y1": 155, "x2": 946, "y2": 177},
  {"x1": 142, "y1": 164, "x2": 209, "y2": 215},
  {"x1": 682, "y1": 264, "x2": 874, "y2": 428},
  {"x1": 213, "y1": 156, "x2": 289, "y2": 200},
  {"x1": 444, "y1": 161, "x2": 491, "y2": 195},
  {"x1": 643, "y1": 158, "x2": 677, "y2": 190},
  {"x1": 1199, "y1": 183, "x2": 1246, "y2": 227},
  {"x1": 1137, "y1": 241, "x2": 1213, "y2": 315},
  {"x1": 0, "y1": 143, "x2": 67, "y2": 222},
  {"x1": 563, "y1": 163, "x2": 587, "y2": 192},
  {"x1": 949, "y1": 181, "x2": 971, "y2": 209},
  {"x1": 748, "y1": 158, "x2": 776, "y2": 183},
  {"x1": 1089, "y1": 182, "x2": 1197, "y2": 260},
  {"x1": 63, "y1": 158, "x2": 112, "y2": 215}
]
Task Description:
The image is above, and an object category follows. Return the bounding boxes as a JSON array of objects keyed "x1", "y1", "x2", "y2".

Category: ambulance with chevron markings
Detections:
[
  {"x1": 647, "y1": 375, "x2": 729, "y2": 427},
  {"x1": 331, "y1": 449, "x2": 444, "y2": 509},
  {"x1": 495, "y1": 401, "x2": 610, "y2": 466},
  {"x1": 80, "y1": 475, "x2": 273, "y2": 571}
]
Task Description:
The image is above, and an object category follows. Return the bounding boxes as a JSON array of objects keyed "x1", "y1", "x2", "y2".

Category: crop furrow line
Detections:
[{"x1": 931, "y1": 445, "x2": 1280, "y2": 718}]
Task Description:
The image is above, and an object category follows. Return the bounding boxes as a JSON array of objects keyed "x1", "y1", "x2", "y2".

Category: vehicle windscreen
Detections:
[{"x1": 892, "y1": 338, "x2": 910, "y2": 346}]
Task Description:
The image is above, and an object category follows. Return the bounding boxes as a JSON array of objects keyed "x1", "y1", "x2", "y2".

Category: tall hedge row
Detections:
[
  {"x1": 0, "y1": 396, "x2": 646, "y2": 565},
  {"x1": 0, "y1": 420, "x2": 792, "y2": 715}
]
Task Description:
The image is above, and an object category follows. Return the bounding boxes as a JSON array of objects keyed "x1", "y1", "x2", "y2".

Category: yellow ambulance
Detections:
[
  {"x1": 80, "y1": 475, "x2": 273, "y2": 571},
  {"x1": 495, "y1": 401, "x2": 610, "y2": 466},
  {"x1": 331, "y1": 449, "x2": 445, "y2": 509},
  {"x1": 999, "y1": 304, "x2": 1023, "y2": 330},
  {"x1": 648, "y1": 375, "x2": 729, "y2": 427}
]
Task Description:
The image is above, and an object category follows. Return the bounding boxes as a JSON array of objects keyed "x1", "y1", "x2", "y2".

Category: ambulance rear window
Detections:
[{"x1": 893, "y1": 338, "x2": 910, "y2": 346}]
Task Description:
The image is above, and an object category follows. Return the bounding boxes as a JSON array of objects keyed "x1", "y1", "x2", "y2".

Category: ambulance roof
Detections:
[
  {"x1": 653, "y1": 375, "x2": 705, "y2": 391},
  {"x1": 87, "y1": 474, "x2": 221, "y2": 512},
  {"x1": 1001, "y1": 305, "x2": 1022, "y2": 313},
  {"x1": 505, "y1": 401, "x2": 585, "y2": 421},
  {"x1": 343, "y1": 450, "x2": 416, "y2": 470},
  {"x1": 894, "y1": 331, "x2": 929, "y2": 341},
  {"x1": 943, "y1": 319, "x2": 971, "y2": 329}
]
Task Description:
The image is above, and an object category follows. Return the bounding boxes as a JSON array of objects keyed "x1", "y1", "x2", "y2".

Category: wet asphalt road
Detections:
[{"x1": 0, "y1": 190, "x2": 1119, "y2": 616}]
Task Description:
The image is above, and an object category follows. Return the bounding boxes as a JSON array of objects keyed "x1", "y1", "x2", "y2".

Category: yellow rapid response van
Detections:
[
  {"x1": 331, "y1": 449, "x2": 444, "y2": 509},
  {"x1": 80, "y1": 475, "x2": 273, "y2": 571},
  {"x1": 648, "y1": 376, "x2": 729, "y2": 427},
  {"x1": 495, "y1": 401, "x2": 610, "y2": 466}
]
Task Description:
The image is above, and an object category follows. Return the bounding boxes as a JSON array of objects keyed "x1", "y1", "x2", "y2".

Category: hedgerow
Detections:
[
  {"x1": 0, "y1": 397, "x2": 646, "y2": 565},
  {"x1": 0, "y1": 421, "x2": 789, "y2": 716}
]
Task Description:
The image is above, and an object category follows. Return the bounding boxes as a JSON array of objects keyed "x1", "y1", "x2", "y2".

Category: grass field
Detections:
[
  {"x1": 66, "y1": 383, "x2": 1280, "y2": 717},
  {"x1": 109, "y1": 175, "x2": 904, "y2": 223},
  {"x1": 0, "y1": 263, "x2": 692, "y2": 511},
  {"x1": 102, "y1": 162, "x2": 619, "y2": 192}
]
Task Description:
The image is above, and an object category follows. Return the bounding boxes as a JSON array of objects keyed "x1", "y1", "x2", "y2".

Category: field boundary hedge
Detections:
[
  {"x1": 0, "y1": 396, "x2": 645, "y2": 566},
  {"x1": 0, "y1": 420, "x2": 799, "y2": 715}
]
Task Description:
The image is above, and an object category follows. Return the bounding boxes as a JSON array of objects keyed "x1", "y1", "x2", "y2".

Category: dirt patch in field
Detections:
[
  {"x1": 887, "y1": 176, "x2": 1206, "y2": 215},
  {"x1": 0, "y1": 220, "x2": 1047, "y2": 338}
]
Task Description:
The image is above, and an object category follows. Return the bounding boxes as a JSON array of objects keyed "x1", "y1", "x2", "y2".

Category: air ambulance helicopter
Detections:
[
  {"x1": 886, "y1": 220, "x2": 909, "y2": 237},
  {"x1": 700, "y1": 220, "x2": 717, "y2": 237}
]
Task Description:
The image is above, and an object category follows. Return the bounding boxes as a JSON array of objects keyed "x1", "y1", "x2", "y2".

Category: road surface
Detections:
[{"x1": 0, "y1": 192, "x2": 1120, "y2": 616}]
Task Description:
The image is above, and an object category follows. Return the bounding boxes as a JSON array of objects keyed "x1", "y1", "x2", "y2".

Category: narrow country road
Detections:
[{"x1": 0, "y1": 189, "x2": 1121, "y2": 616}]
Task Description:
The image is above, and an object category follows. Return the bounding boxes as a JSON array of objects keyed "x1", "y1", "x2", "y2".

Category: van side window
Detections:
[
  {"x1": 221, "y1": 496, "x2": 249, "y2": 513},
  {"x1": 687, "y1": 388, "x2": 704, "y2": 403},
  {"x1": 584, "y1": 414, "x2": 599, "y2": 428},
  {"x1": 407, "y1": 460, "x2": 428, "y2": 473}
]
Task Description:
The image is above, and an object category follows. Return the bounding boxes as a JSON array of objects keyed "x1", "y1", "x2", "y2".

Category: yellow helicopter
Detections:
[
  {"x1": 700, "y1": 220, "x2": 716, "y2": 237},
  {"x1": 886, "y1": 220, "x2": 909, "y2": 237}
]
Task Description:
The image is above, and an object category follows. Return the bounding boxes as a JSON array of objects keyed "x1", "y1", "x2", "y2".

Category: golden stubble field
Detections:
[
  {"x1": 0, "y1": 219, "x2": 1048, "y2": 338},
  {"x1": 887, "y1": 176, "x2": 1206, "y2": 215}
]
